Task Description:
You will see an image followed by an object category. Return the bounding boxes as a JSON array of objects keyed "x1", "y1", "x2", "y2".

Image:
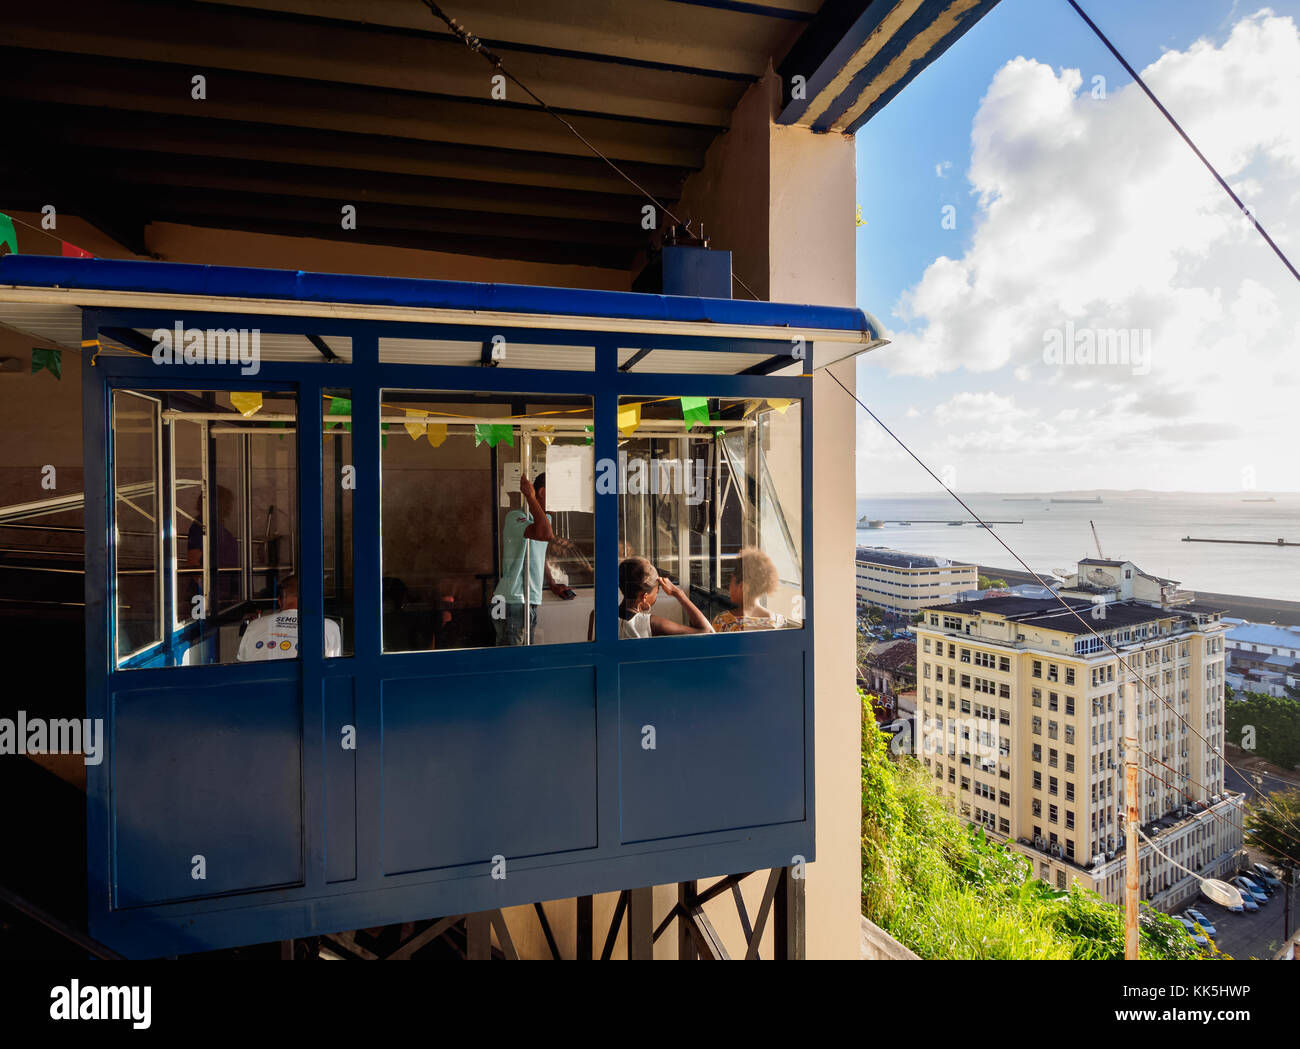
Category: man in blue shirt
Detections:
[{"x1": 492, "y1": 473, "x2": 568, "y2": 645}]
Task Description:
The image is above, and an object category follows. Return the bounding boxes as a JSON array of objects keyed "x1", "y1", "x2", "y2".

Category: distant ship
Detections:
[
  {"x1": 947, "y1": 521, "x2": 964, "y2": 526},
  {"x1": 1243, "y1": 497, "x2": 1276, "y2": 503},
  {"x1": 856, "y1": 516, "x2": 884, "y2": 528},
  {"x1": 1051, "y1": 497, "x2": 1102, "y2": 504},
  {"x1": 1003, "y1": 497, "x2": 1042, "y2": 502}
]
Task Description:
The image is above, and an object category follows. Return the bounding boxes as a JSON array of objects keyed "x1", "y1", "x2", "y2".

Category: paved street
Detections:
[{"x1": 1181, "y1": 856, "x2": 1298, "y2": 960}]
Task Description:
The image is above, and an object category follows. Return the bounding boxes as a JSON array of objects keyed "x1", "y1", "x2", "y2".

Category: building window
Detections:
[
  {"x1": 1033, "y1": 799, "x2": 1042, "y2": 817},
  {"x1": 1065, "y1": 725, "x2": 1074, "y2": 745},
  {"x1": 999, "y1": 817, "x2": 1010, "y2": 834},
  {"x1": 1065, "y1": 668, "x2": 1075, "y2": 686},
  {"x1": 923, "y1": 637, "x2": 931, "y2": 653},
  {"x1": 1049, "y1": 805, "x2": 1059, "y2": 824},
  {"x1": 960, "y1": 777, "x2": 970, "y2": 792},
  {"x1": 999, "y1": 709, "x2": 1011, "y2": 725},
  {"x1": 1049, "y1": 776, "x2": 1058, "y2": 796},
  {"x1": 1065, "y1": 781, "x2": 1075, "y2": 802},
  {"x1": 1056, "y1": 871, "x2": 1067, "y2": 889},
  {"x1": 1032, "y1": 744, "x2": 1042, "y2": 763},
  {"x1": 1066, "y1": 754, "x2": 1074, "y2": 773},
  {"x1": 999, "y1": 656, "x2": 1011, "y2": 673},
  {"x1": 1048, "y1": 721, "x2": 1058, "y2": 740},
  {"x1": 999, "y1": 791, "x2": 1010, "y2": 807},
  {"x1": 1047, "y1": 664, "x2": 1059, "y2": 682},
  {"x1": 1032, "y1": 716, "x2": 1042, "y2": 735},
  {"x1": 1033, "y1": 660, "x2": 1042, "y2": 679},
  {"x1": 1065, "y1": 811, "x2": 1075, "y2": 830},
  {"x1": 1049, "y1": 692, "x2": 1059, "y2": 712},
  {"x1": 1049, "y1": 748, "x2": 1058, "y2": 768},
  {"x1": 1032, "y1": 688, "x2": 1042, "y2": 706},
  {"x1": 961, "y1": 648, "x2": 971, "y2": 663},
  {"x1": 1065, "y1": 696, "x2": 1074, "y2": 715}
]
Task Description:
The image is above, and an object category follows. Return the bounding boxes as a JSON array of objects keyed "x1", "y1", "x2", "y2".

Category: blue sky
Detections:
[{"x1": 851, "y1": 0, "x2": 1300, "y2": 494}]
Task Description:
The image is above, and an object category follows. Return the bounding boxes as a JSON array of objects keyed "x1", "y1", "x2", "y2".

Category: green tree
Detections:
[
  {"x1": 1226, "y1": 691, "x2": 1300, "y2": 767},
  {"x1": 1245, "y1": 788, "x2": 1300, "y2": 880},
  {"x1": 978, "y1": 575, "x2": 1009, "y2": 590}
]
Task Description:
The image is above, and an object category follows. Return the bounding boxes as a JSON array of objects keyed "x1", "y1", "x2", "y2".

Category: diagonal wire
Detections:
[
  {"x1": 419, "y1": 1, "x2": 763, "y2": 300},
  {"x1": 832, "y1": 369, "x2": 1300, "y2": 856},
  {"x1": 1066, "y1": 0, "x2": 1299, "y2": 284}
]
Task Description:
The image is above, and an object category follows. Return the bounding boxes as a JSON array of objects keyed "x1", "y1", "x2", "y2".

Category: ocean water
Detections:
[{"x1": 854, "y1": 492, "x2": 1300, "y2": 602}]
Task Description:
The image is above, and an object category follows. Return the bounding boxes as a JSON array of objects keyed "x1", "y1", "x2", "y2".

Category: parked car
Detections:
[
  {"x1": 1182, "y1": 908, "x2": 1217, "y2": 937},
  {"x1": 1249, "y1": 862, "x2": 1283, "y2": 889},
  {"x1": 1204, "y1": 886, "x2": 1244, "y2": 913},
  {"x1": 1173, "y1": 916, "x2": 1210, "y2": 947},
  {"x1": 1239, "y1": 872, "x2": 1273, "y2": 897},
  {"x1": 1233, "y1": 876, "x2": 1268, "y2": 905}
]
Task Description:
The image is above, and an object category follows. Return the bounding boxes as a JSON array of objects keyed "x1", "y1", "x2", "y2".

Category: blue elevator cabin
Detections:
[{"x1": 0, "y1": 255, "x2": 880, "y2": 957}]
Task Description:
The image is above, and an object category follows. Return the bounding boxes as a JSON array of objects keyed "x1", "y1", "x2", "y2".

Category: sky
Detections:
[{"x1": 853, "y1": 0, "x2": 1300, "y2": 495}]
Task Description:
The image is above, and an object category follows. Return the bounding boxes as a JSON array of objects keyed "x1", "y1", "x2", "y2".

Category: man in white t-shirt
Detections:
[{"x1": 238, "y1": 573, "x2": 342, "y2": 660}]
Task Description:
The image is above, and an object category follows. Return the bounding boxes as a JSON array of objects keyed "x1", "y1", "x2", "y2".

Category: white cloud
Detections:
[
  {"x1": 871, "y1": 10, "x2": 1300, "y2": 491},
  {"x1": 936, "y1": 160, "x2": 954, "y2": 177}
]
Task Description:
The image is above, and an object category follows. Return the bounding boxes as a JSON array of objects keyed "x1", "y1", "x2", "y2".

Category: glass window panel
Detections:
[
  {"x1": 617, "y1": 396, "x2": 802, "y2": 638},
  {"x1": 380, "y1": 391, "x2": 594, "y2": 651},
  {"x1": 115, "y1": 389, "x2": 298, "y2": 668},
  {"x1": 112, "y1": 390, "x2": 162, "y2": 664},
  {"x1": 323, "y1": 389, "x2": 353, "y2": 657}
]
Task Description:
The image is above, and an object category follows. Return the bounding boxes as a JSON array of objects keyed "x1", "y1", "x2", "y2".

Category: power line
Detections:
[
  {"x1": 1066, "y1": 0, "x2": 1300, "y2": 285},
  {"x1": 830, "y1": 370, "x2": 1300, "y2": 857},
  {"x1": 419, "y1": 1, "x2": 763, "y2": 301}
]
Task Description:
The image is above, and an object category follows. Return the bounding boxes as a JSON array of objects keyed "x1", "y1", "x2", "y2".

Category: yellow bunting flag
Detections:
[
  {"x1": 618, "y1": 402, "x2": 641, "y2": 437},
  {"x1": 230, "y1": 391, "x2": 263, "y2": 418},
  {"x1": 403, "y1": 408, "x2": 428, "y2": 440},
  {"x1": 536, "y1": 424, "x2": 555, "y2": 446},
  {"x1": 426, "y1": 422, "x2": 448, "y2": 448},
  {"x1": 742, "y1": 399, "x2": 761, "y2": 418},
  {"x1": 767, "y1": 398, "x2": 792, "y2": 415}
]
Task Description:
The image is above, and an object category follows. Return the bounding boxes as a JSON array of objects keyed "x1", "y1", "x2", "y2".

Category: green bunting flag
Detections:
[
  {"x1": 31, "y1": 347, "x2": 61, "y2": 380},
  {"x1": 680, "y1": 395, "x2": 710, "y2": 430},
  {"x1": 327, "y1": 396, "x2": 352, "y2": 433},
  {"x1": 0, "y1": 213, "x2": 17, "y2": 255},
  {"x1": 584, "y1": 424, "x2": 593, "y2": 446},
  {"x1": 474, "y1": 423, "x2": 514, "y2": 448},
  {"x1": 382, "y1": 422, "x2": 390, "y2": 450}
]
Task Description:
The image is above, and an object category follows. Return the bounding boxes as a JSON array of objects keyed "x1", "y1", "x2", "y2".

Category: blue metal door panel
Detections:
[
  {"x1": 618, "y1": 652, "x2": 805, "y2": 843},
  {"x1": 111, "y1": 678, "x2": 303, "y2": 907},
  {"x1": 380, "y1": 666, "x2": 598, "y2": 875},
  {"x1": 323, "y1": 676, "x2": 357, "y2": 884}
]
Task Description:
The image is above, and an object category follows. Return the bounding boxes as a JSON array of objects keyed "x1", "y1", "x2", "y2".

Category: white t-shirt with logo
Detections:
[{"x1": 237, "y1": 610, "x2": 342, "y2": 660}]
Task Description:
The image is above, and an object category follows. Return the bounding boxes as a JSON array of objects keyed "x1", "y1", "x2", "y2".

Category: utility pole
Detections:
[{"x1": 1124, "y1": 674, "x2": 1140, "y2": 960}]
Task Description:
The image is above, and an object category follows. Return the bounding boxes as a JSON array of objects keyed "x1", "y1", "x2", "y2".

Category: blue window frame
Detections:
[{"x1": 27, "y1": 261, "x2": 861, "y2": 956}]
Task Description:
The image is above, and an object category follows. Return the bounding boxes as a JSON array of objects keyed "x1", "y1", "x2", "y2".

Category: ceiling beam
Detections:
[
  {"x1": 4, "y1": 0, "x2": 745, "y2": 128},
  {"x1": 11, "y1": 103, "x2": 695, "y2": 199},
  {"x1": 0, "y1": 47, "x2": 718, "y2": 169},
  {"x1": 194, "y1": 0, "x2": 805, "y2": 78}
]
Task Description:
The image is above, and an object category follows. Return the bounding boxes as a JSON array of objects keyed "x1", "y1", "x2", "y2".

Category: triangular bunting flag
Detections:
[
  {"x1": 230, "y1": 391, "x2": 263, "y2": 418},
  {"x1": 0, "y1": 213, "x2": 17, "y2": 256},
  {"x1": 474, "y1": 423, "x2": 514, "y2": 448},
  {"x1": 403, "y1": 408, "x2": 429, "y2": 440},
  {"x1": 617, "y1": 402, "x2": 641, "y2": 437},
  {"x1": 535, "y1": 424, "x2": 555, "y2": 446},
  {"x1": 31, "y1": 347, "x2": 61, "y2": 380},
  {"x1": 680, "y1": 395, "x2": 710, "y2": 430},
  {"x1": 767, "y1": 398, "x2": 792, "y2": 415},
  {"x1": 61, "y1": 241, "x2": 93, "y2": 258},
  {"x1": 426, "y1": 423, "x2": 448, "y2": 448},
  {"x1": 328, "y1": 396, "x2": 352, "y2": 433}
]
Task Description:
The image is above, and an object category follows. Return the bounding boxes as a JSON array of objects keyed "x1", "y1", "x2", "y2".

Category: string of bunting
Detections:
[{"x1": 0, "y1": 209, "x2": 96, "y2": 259}]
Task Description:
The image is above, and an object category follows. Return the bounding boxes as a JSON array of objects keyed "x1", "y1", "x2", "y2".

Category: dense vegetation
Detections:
[
  {"x1": 861, "y1": 692, "x2": 1205, "y2": 960},
  {"x1": 1226, "y1": 686, "x2": 1300, "y2": 769}
]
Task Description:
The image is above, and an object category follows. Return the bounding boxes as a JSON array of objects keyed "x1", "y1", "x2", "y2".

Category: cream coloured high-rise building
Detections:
[{"x1": 914, "y1": 558, "x2": 1243, "y2": 910}]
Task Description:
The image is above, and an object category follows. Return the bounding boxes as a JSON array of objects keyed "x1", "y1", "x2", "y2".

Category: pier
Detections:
[{"x1": 1182, "y1": 537, "x2": 1298, "y2": 547}]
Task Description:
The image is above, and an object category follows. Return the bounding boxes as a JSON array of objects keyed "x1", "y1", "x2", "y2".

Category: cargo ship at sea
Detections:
[{"x1": 1050, "y1": 497, "x2": 1102, "y2": 504}]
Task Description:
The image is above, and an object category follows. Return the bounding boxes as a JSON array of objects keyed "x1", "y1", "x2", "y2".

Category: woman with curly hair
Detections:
[{"x1": 712, "y1": 547, "x2": 787, "y2": 632}]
